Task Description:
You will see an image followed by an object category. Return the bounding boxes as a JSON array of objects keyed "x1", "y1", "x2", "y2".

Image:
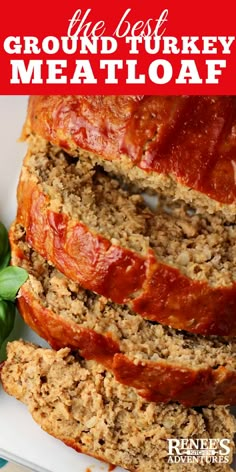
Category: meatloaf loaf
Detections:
[
  {"x1": 16, "y1": 136, "x2": 236, "y2": 336},
  {"x1": 23, "y1": 95, "x2": 236, "y2": 220},
  {"x1": 9, "y1": 221, "x2": 236, "y2": 406},
  {"x1": 1, "y1": 340, "x2": 235, "y2": 472}
]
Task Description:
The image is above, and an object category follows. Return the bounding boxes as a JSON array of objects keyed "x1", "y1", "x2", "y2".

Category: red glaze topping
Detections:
[
  {"x1": 113, "y1": 355, "x2": 236, "y2": 406},
  {"x1": 27, "y1": 95, "x2": 236, "y2": 205},
  {"x1": 9, "y1": 222, "x2": 236, "y2": 406},
  {"x1": 17, "y1": 175, "x2": 236, "y2": 336}
]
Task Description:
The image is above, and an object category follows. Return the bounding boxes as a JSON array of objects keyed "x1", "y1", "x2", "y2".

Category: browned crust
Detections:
[
  {"x1": 17, "y1": 161, "x2": 236, "y2": 336},
  {"x1": 113, "y1": 355, "x2": 236, "y2": 406},
  {"x1": 17, "y1": 293, "x2": 117, "y2": 370},
  {"x1": 24, "y1": 95, "x2": 236, "y2": 211},
  {"x1": 9, "y1": 222, "x2": 236, "y2": 407}
]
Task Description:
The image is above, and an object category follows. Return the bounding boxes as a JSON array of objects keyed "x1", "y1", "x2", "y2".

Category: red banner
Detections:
[{"x1": 0, "y1": 0, "x2": 236, "y2": 94}]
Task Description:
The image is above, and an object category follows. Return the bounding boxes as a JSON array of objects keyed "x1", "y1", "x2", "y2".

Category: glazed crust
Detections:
[
  {"x1": 17, "y1": 156, "x2": 236, "y2": 336},
  {"x1": 9, "y1": 223, "x2": 236, "y2": 407},
  {"x1": 24, "y1": 95, "x2": 236, "y2": 210}
]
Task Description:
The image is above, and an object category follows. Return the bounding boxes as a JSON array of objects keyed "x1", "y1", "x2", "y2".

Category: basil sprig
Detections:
[
  {"x1": 0, "y1": 222, "x2": 28, "y2": 347},
  {"x1": 0, "y1": 266, "x2": 29, "y2": 301}
]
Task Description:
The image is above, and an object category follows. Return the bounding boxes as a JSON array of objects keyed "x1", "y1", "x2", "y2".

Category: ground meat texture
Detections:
[
  {"x1": 9, "y1": 222, "x2": 236, "y2": 406},
  {"x1": 1, "y1": 341, "x2": 235, "y2": 472},
  {"x1": 24, "y1": 95, "x2": 236, "y2": 221},
  {"x1": 20, "y1": 138, "x2": 236, "y2": 285},
  {"x1": 16, "y1": 136, "x2": 236, "y2": 336}
]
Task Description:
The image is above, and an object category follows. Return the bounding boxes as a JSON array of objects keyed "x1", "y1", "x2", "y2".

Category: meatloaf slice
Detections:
[
  {"x1": 17, "y1": 136, "x2": 236, "y2": 336},
  {"x1": 1, "y1": 340, "x2": 235, "y2": 472},
  {"x1": 23, "y1": 95, "x2": 236, "y2": 220},
  {"x1": 9, "y1": 221, "x2": 236, "y2": 407}
]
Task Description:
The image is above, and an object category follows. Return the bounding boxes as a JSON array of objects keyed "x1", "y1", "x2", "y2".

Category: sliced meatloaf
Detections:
[
  {"x1": 23, "y1": 95, "x2": 236, "y2": 220},
  {"x1": 1, "y1": 341, "x2": 235, "y2": 472},
  {"x1": 9, "y1": 221, "x2": 236, "y2": 406},
  {"x1": 16, "y1": 137, "x2": 236, "y2": 336}
]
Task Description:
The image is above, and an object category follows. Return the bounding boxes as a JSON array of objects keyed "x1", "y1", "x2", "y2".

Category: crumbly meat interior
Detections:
[
  {"x1": 13, "y1": 224, "x2": 236, "y2": 371},
  {"x1": 2, "y1": 341, "x2": 235, "y2": 472},
  {"x1": 24, "y1": 96, "x2": 236, "y2": 222},
  {"x1": 23, "y1": 137, "x2": 236, "y2": 287}
]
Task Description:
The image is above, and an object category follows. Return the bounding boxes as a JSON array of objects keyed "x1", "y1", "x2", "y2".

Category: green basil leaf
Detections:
[
  {"x1": 0, "y1": 300, "x2": 15, "y2": 347},
  {"x1": 0, "y1": 266, "x2": 28, "y2": 301},
  {"x1": 0, "y1": 223, "x2": 10, "y2": 270},
  {"x1": 0, "y1": 250, "x2": 11, "y2": 271}
]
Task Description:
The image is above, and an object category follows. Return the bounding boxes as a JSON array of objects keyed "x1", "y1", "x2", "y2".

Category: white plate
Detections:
[
  {"x1": 0, "y1": 96, "x2": 235, "y2": 472},
  {"x1": 0, "y1": 96, "x2": 123, "y2": 472}
]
